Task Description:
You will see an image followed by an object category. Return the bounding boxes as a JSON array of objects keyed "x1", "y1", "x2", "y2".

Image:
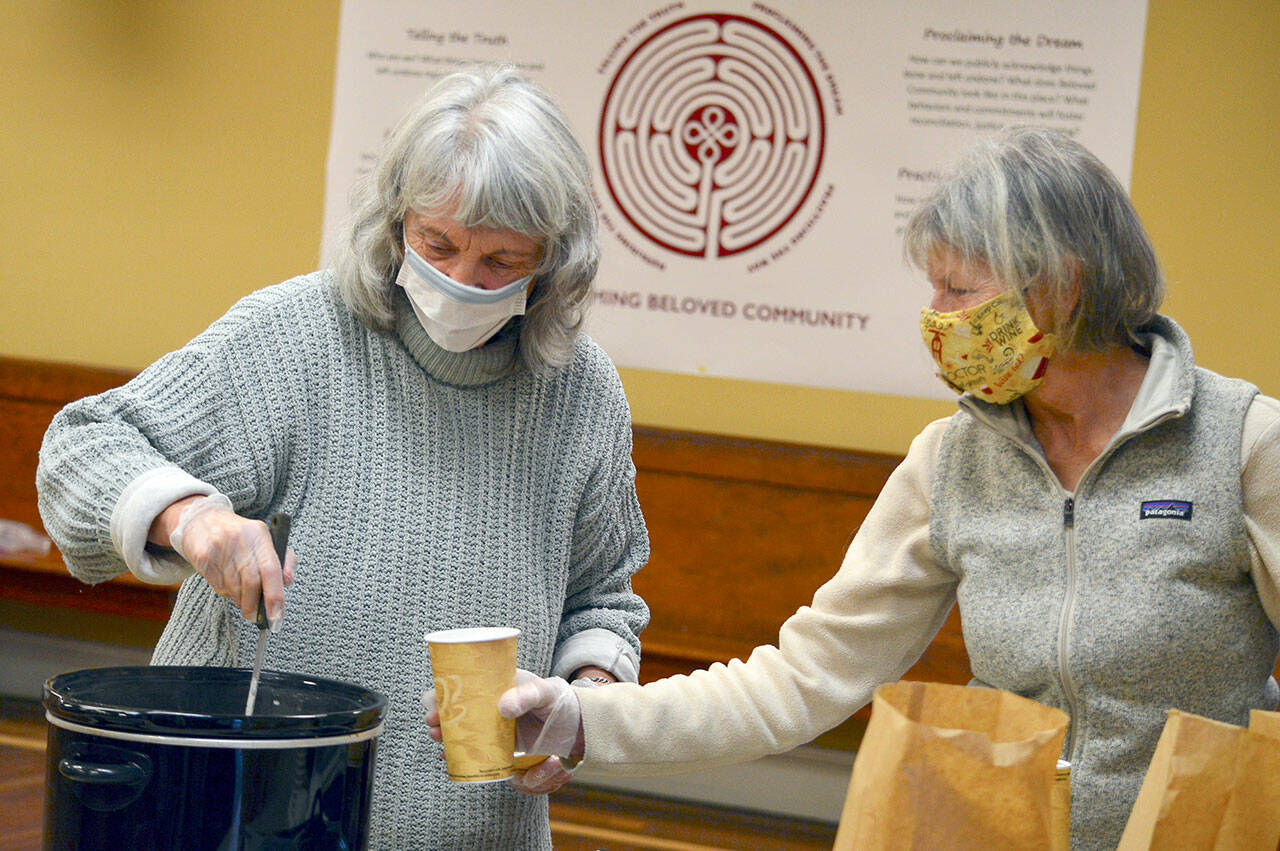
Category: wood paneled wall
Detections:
[
  {"x1": 0, "y1": 356, "x2": 973, "y2": 747},
  {"x1": 628, "y1": 426, "x2": 970, "y2": 740}
]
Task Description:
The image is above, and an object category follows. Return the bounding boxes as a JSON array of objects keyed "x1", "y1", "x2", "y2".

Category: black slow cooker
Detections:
[{"x1": 42, "y1": 666, "x2": 386, "y2": 850}]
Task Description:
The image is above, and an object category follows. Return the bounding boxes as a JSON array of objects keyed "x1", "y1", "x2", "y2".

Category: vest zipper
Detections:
[
  {"x1": 962, "y1": 401, "x2": 1182, "y2": 768},
  {"x1": 1058, "y1": 496, "x2": 1081, "y2": 761}
]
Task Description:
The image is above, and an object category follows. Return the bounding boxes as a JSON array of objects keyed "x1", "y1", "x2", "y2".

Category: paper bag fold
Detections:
[{"x1": 1117, "y1": 709, "x2": 1280, "y2": 850}]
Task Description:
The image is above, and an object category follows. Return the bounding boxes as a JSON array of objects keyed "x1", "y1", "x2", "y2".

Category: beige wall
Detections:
[{"x1": 3, "y1": 1, "x2": 1277, "y2": 456}]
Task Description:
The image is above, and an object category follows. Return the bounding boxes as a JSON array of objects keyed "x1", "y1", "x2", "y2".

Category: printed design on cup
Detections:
[
  {"x1": 435, "y1": 674, "x2": 470, "y2": 725},
  {"x1": 434, "y1": 670, "x2": 513, "y2": 780},
  {"x1": 427, "y1": 627, "x2": 520, "y2": 783}
]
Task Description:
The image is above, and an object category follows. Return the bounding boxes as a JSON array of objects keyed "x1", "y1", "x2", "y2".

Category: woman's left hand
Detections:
[
  {"x1": 506, "y1": 670, "x2": 611, "y2": 795},
  {"x1": 419, "y1": 685, "x2": 580, "y2": 796},
  {"x1": 508, "y1": 755, "x2": 575, "y2": 795}
]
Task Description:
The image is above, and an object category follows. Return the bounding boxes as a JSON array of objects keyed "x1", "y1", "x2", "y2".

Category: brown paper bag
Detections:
[
  {"x1": 1248, "y1": 708, "x2": 1280, "y2": 741},
  {"x1": 833, "y1": 681, "x2": 1069, "y2": 850},
  {"x1": 1117, "y1": 709, "x2": 1280, "y2": 850}
]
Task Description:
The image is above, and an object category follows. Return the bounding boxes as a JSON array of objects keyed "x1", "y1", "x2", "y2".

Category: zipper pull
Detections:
[{"x1": 1063, "y1": 497, "x2": 1075, "y2": 529}]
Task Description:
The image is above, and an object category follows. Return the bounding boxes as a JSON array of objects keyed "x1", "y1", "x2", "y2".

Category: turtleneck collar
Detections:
[
  {"x1": 393, "y1": 287, "x2": 521, "y2": 387},
  {"x1": 957, "y1": 314, "x2": 1195, "y2": 445}
]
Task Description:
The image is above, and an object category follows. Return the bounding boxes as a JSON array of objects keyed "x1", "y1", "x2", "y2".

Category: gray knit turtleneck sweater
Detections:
[{"x1": 37, "y1": 270, "x2": 651, "y2": 849}]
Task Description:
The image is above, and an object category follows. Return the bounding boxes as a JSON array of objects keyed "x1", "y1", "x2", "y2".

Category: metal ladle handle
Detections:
[{"x1": 255, "y1": 513, "x2": 291, "y2": 630}]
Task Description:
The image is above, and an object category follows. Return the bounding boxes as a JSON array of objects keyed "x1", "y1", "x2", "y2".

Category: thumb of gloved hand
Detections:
[{"x1": 498, "y1": 669, "x2": 584, "y2": 761}]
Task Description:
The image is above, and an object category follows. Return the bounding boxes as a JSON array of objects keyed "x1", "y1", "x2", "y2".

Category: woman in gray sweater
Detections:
[
  {"x1": 37, "y1": 66, "x2": 650, "y2": 849},
  {"x1": 490, "y1": 127, "x2": 1280, "y2": 850}
]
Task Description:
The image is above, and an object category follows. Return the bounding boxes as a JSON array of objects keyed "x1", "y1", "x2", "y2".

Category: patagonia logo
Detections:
[{"x1": 1141, "y1": 500, "x2": 1193, "y2": 520}]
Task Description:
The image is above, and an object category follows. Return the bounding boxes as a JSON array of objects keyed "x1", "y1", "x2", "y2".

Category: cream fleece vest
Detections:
[{"x1": 930, "y1": 320, "x2": 1276, "y2": 850}]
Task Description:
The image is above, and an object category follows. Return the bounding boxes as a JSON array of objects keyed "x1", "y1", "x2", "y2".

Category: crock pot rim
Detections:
[{"x1": 43, "y1": 666, "x2": 387, "y2": 740}]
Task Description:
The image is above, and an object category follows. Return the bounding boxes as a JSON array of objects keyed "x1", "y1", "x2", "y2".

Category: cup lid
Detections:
[{"x1": 425, "y1": 626, "x2": 520, "y2": 644}]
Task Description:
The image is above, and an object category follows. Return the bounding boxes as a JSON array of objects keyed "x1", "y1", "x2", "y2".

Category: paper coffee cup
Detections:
[
  {"x1": 1052, "y1": 758, "x2": 1071, "y2": 851},
  {"x1": 426, "y1": 626, "x2": 521, "y2": 783}
]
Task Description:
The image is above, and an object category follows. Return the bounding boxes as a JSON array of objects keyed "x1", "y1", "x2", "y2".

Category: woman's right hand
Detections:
[
  {"x1": 499, "y1": 670, "x2": 587, "y2": 763},
  {"x1": 151, "y1": 494, "x2": 295, "y2": 629}
]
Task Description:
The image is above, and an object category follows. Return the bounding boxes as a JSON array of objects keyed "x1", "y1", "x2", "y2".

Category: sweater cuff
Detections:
[
  {"x1": 551, "y1": 628, "x2": 640, "y2": 683},
  {"x1": 110, "y1": 466, "x2": 218, "y2": 585}
]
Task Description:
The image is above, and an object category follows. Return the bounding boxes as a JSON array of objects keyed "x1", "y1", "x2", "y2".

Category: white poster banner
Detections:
[{"x1": 324, "y1": 0, "x2": 1148, "y2": 399}]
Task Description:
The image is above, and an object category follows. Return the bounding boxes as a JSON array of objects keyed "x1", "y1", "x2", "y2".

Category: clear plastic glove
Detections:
[
  {"x1": 0, "y1": 518, "x2": 51, "y2": 556},
  {"x1": 168, "y1": 494, "x2": 295, "y2": 629},
  {"x1": 500, "y1": 670, "x2": 587, "y2": 762},
  {"x1": 506, "y1": 672, "x2": 601, "y2": 795},
  {"x1": 421, "y1": 670, "x2": 594, "y2": 796},
  {"x1": 508, "y1": 754, "x2": 575, "y2": 796},
  {"x1": 421, "y1": 687, "x2": 442, "y2": 741}
]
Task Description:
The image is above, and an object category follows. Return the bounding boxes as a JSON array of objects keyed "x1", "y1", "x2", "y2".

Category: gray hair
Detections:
[
  {"x1": 903, "y1": 127, "x2": 1162, "y2": 351},
  {"x1": 330, "y1": 65, "x2": 598, "y2": 372}
]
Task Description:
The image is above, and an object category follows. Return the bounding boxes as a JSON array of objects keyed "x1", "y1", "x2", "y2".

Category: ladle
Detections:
[{"x1": 245, "y1": 513, "x2": 290, "y2": 715}]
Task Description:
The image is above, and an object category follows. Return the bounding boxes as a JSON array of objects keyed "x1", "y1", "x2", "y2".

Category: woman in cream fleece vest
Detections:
[{"x1": 492, "y1": 127, "x2": 1280, "y2": 850}]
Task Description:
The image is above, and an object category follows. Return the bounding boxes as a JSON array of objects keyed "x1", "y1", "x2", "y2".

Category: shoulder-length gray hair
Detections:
[
  {"x1": 903, "y1": 127, "x2": 1162, "y2": 352},
  {"x1": 330, "y1": 64, "x2": 598, "y2": 372}
]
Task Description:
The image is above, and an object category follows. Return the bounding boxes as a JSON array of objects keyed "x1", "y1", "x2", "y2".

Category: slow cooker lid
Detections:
[{"x1": 43, "y1": 666, "x2": 386, "y2": 740}]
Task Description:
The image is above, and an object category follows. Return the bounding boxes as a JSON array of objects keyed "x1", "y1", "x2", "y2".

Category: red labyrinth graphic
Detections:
[{"x1": 599, "y1": 13, "x2": 826, "y2": 259}]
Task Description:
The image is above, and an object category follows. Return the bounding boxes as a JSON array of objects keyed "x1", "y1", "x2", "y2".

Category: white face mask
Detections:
[{"x1": 395, "y1": 240, "x2": 532, "y2": 352}]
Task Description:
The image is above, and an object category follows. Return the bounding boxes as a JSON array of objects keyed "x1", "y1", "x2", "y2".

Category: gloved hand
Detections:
[
  {"x1": 167, "y1": 494, "x2": 295, "y2": 629},
  {"x1": 421, "y1": 669, "x2": 593, "y2": 796},
  {"x1": 500, "y1": 670, "x2": 588, "y2": 761},
  {"x1": 504, "y1": 671, "x2": 599, "y2": 795}
]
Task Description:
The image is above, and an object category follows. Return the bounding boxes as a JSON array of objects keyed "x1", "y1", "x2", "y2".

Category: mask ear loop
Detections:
[{"x1": 519, "y1": 236, "x2": 556, "y2": 311}]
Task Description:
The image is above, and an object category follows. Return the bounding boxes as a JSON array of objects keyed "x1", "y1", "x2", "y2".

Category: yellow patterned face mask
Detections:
[{"x1": 920, "y1": 290, "x2": 1057, "y2": 404}]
